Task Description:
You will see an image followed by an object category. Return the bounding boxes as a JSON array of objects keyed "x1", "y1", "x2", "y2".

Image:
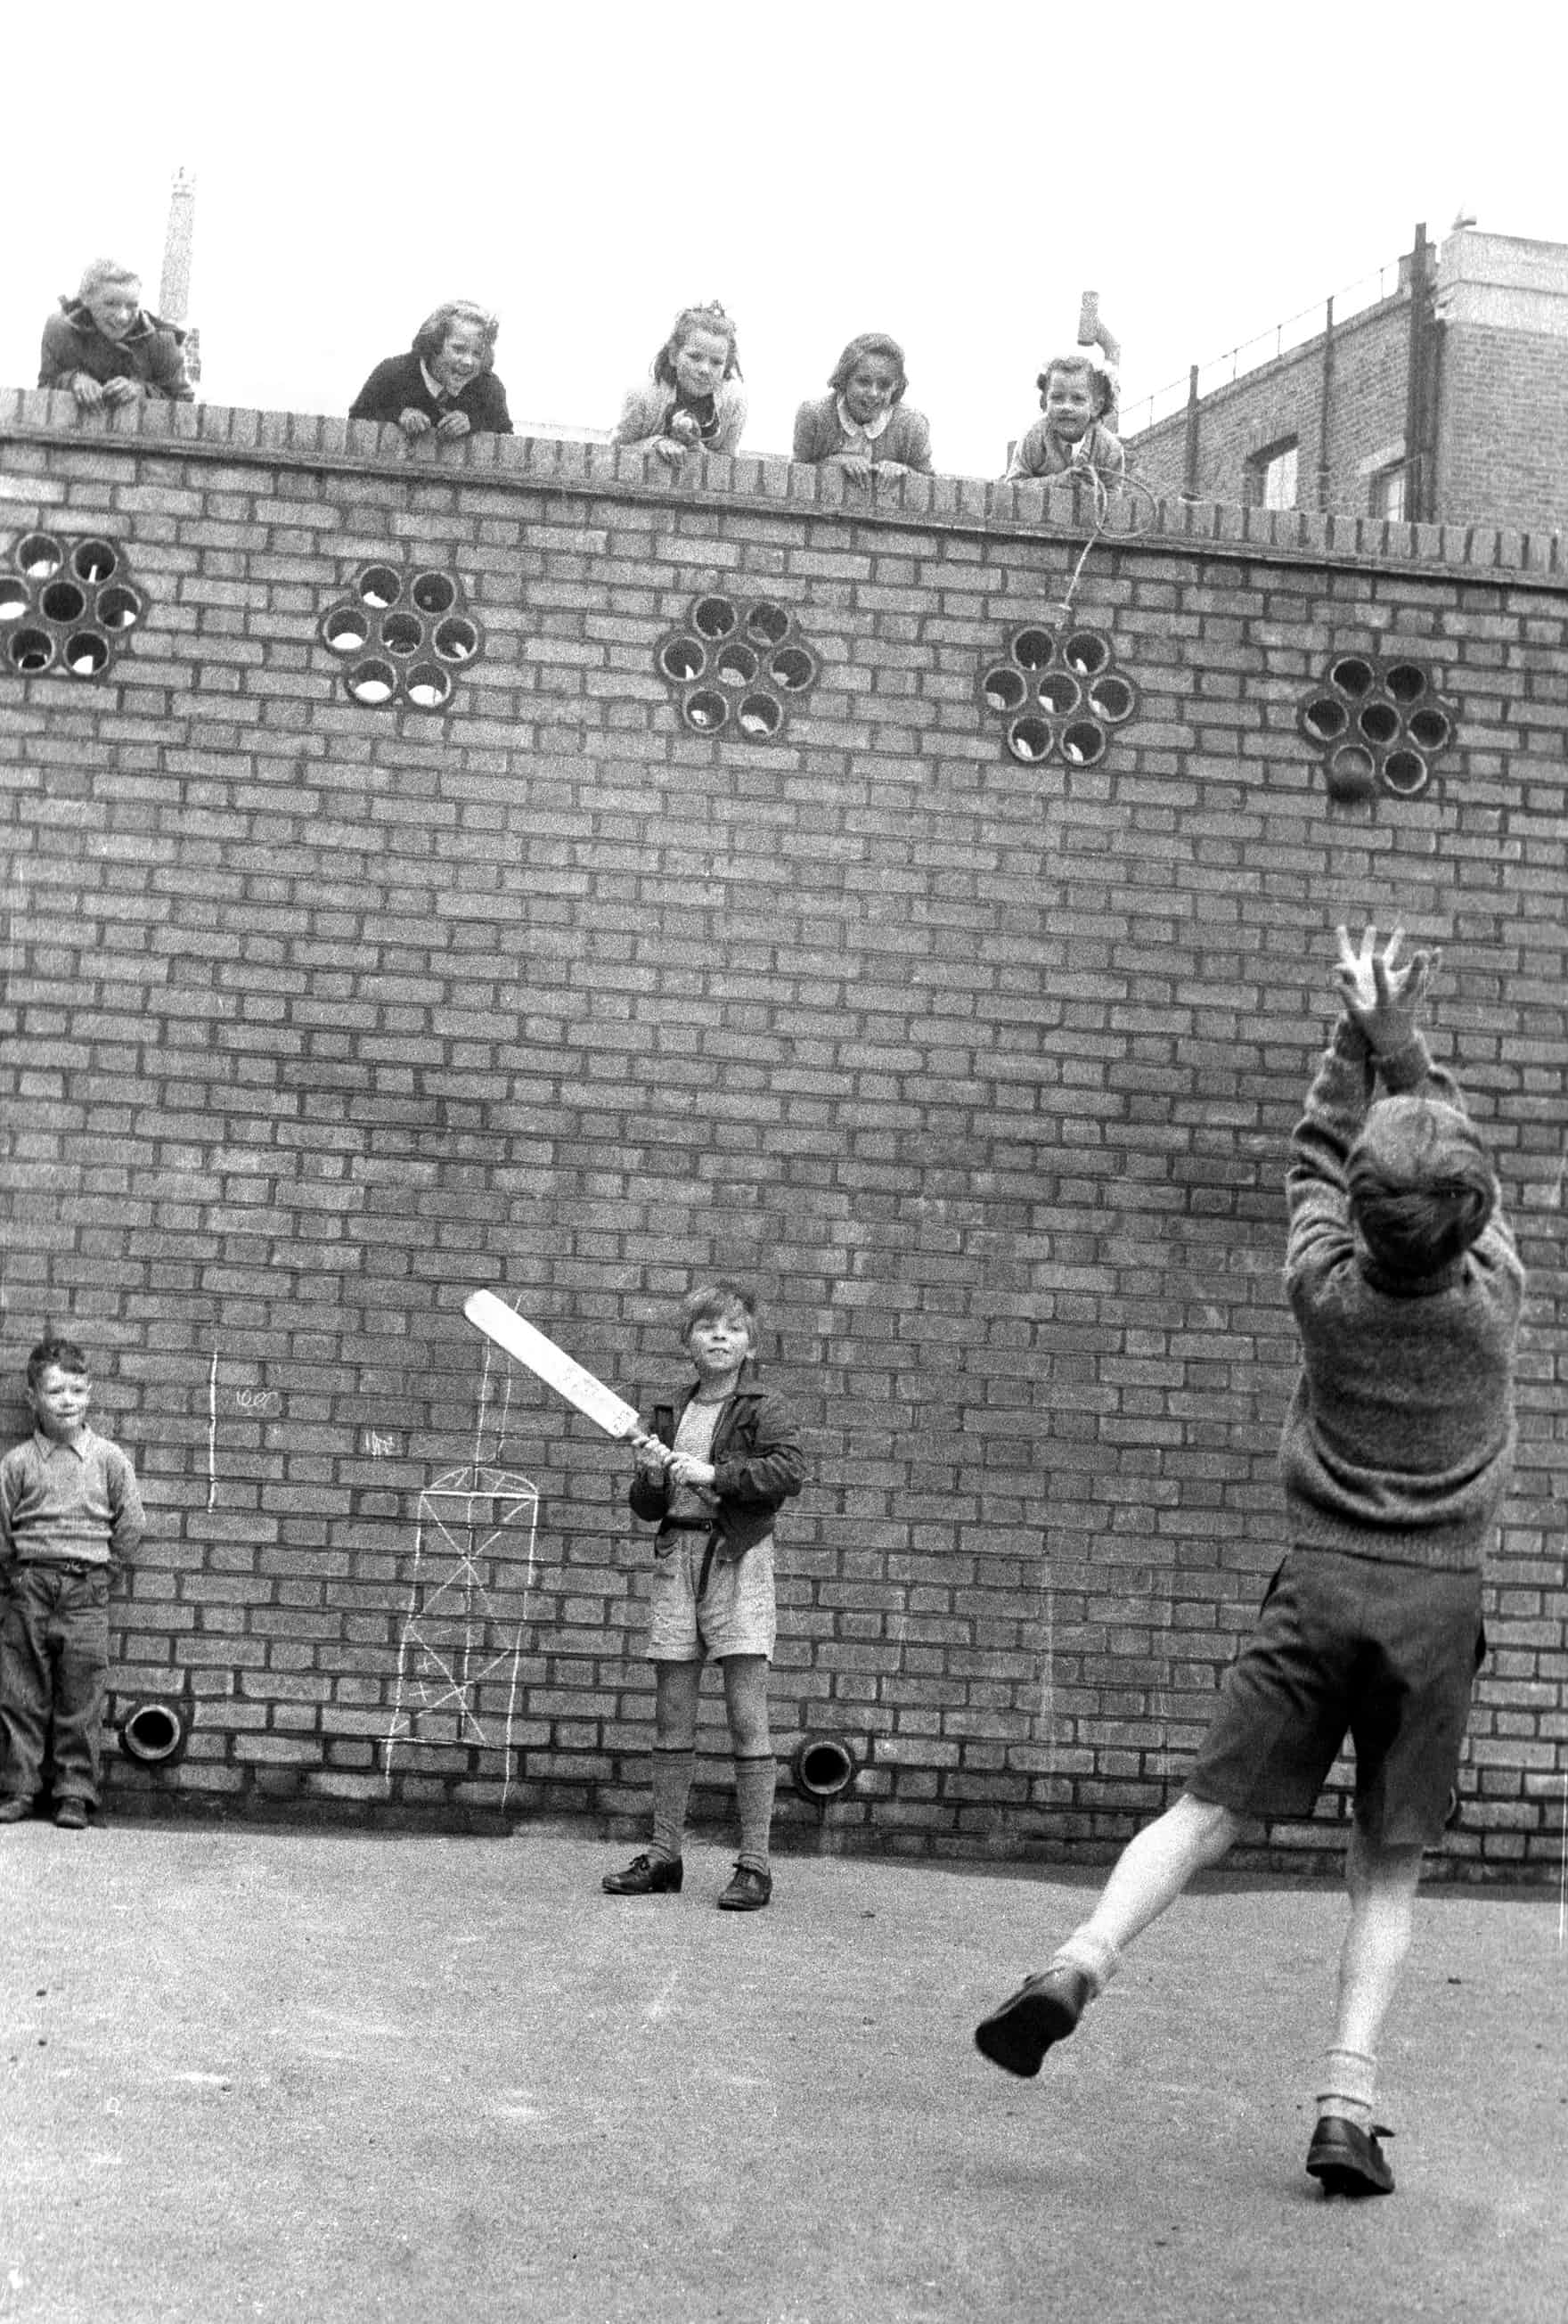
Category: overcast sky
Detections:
[{"x1": 6, "y1": 0, "x2": 1564, "y2": 478}]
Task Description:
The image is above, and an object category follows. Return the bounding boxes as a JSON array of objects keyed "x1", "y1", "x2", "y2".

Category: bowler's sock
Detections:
[
  {"x1": 1050, "y1": 1927, "x2": 1123, "y2": 2000},
  {"x1": 649, "y1": 1745, "x2": 695, "y2": 1864},
  {"x1": 1316, "y1": 2046, "x2": 1377, "y2": 2132},
  {"x1": 734, "y1": 1752, "x2": 777, "y2": 1875}
]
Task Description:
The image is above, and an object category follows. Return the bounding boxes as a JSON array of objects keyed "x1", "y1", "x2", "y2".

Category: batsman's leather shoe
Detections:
[
  {"x1": 717, "y1": 1862, "x2": 772, "y2": 1911},
  {"x1": 1306, "y1": 2115, "x2": 1395, "y2": 2197},
  {"x1": 601, "y1": 1852, "x2": 682, "y2": 1895},
  {"x1": 974, "y1": 1965, "x2": 1090, "y2": 2076},
  {"x1": 0, "y1": 1797, "x2": 34, "y2": 1824},
  {"x1": 53, "y1": 1799, "x2": 90, "y2": 1831}
]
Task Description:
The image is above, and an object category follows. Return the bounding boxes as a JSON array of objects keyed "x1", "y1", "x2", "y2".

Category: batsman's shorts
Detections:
[{"x1": 647, "y1": 1532, "x2": 776, "y2": 1663}]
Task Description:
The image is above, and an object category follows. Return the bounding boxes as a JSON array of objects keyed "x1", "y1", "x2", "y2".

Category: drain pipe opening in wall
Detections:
[
  {"x1": 119, "y1": 1698, "x2": 192, "y2": 1768},
  {"x1": 792, "y1": 1733, "x2": 860, "y2": 1814}
]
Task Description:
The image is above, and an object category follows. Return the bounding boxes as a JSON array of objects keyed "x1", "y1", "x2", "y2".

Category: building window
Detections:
[
  {"x1": 1370, "y1": 464, "x2": 1407, "y2": 521},
  {"x1": 1248, "y1": 438, "x2": 1299, "y2": 511}
]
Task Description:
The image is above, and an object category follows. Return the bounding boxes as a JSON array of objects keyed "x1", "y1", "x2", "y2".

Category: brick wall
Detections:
[
  {"x1": 1129, "y1": 299, "x2": 1412, "y2": 514},
  {"x1": 2, "y1": 390, "x2": 1564, "y2": 1878}
]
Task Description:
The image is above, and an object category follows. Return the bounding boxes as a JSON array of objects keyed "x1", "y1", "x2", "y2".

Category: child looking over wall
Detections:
[
  {"x1": 349, "y1": 302, "x2": 513, "y2": 438},
  {"x1": 1004, "y1": 351, "x2": 1123, "y2": 484},
  {"x1": 40, "y1": 259, "x2": 193, "y2": 407},
  {"x1": 793, "y1": 332, "x2": 933, "y2": 484},
  {"x1": 614, "y1": 302, "x2": 746, "y2": 466}
]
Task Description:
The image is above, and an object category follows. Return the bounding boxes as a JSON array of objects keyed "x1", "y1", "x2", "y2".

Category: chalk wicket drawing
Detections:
[{"x1": 385, "y1": 1331, "x2": 540, "y2": 1807}]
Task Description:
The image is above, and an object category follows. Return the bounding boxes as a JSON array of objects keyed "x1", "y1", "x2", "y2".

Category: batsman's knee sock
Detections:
[
  {"x1": 1051, "y1": 1928, "x2": 1123, "y2": 1999},
  {"x1": 734, "y1": 1751, "x2": 777, "y2": 1874},
  {"x1": 1316, "y1": 2046, "x2": 1377, "y2": 2132},
  {"x1": 650, "y1": 1744, "x2": 695, "y2": 1863}
]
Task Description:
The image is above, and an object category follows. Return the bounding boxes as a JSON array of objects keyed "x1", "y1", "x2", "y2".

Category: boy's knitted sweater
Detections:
[{"x1": 1280, "y1": 1019, "x2": 1524, "y2": 1573}]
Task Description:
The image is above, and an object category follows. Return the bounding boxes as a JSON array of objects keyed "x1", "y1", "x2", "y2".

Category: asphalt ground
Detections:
[{"x1": 2, "y1": 1821, "x2": 1564, "y2": 2324}]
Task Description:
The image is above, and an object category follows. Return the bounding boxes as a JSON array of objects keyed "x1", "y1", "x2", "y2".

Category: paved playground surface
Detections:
[{"x1": 2, "y1": 1820, "x2": 1564, "y2": 2324}]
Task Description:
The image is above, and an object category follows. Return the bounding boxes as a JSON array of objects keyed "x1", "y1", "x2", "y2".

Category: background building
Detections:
[{"x1": 1125, "y1": 224, "x2": 1568, "y2": 532}]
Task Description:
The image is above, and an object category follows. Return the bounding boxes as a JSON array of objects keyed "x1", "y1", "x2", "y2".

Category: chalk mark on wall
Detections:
[
  {"x1": 386, "y1": 1317, "x2": 540, "y2": 1807},
  {"x1": 206, "y1": 1351, "x2": 218, "y2": 1511}
]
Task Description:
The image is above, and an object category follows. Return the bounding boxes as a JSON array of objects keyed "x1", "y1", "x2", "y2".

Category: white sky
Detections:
[{"x1": 6, "y1": 0, "x2": 1565, "y2": 478}]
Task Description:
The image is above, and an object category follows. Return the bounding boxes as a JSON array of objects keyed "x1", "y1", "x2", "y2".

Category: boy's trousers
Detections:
[{"x1": 0, "y1": 1562, "x2": 111, "y2": 1806}]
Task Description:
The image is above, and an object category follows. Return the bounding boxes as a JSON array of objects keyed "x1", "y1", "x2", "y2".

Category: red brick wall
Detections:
[{"x1": 2, "y1": 391, "x2": 1564, "y2": 1878}]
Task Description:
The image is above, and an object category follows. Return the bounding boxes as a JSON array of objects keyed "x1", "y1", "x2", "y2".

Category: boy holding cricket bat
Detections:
[{"x1": 603, "y1": 1280, "x2": 805, "y2": 1911}]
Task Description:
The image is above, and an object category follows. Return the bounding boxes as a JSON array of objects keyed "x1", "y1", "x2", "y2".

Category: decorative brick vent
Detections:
[
  {"x1": 655, "y1": 593, "x2": 821, "y2": 741},
  {"x1": 979, "y1": 622, "x2": 1139, "y2": 766},
  {"x1": 1297, "y1": 654, "x2": 1456, "y2": 802},
  {"x1": 319, "y1": 563, "x2": 484, "y2": 712},
  {"x1": 1, "y1": 531, "x2": 144, "y2": 680}
]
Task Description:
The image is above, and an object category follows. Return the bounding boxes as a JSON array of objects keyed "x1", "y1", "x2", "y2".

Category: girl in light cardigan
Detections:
[
  {"x1": 614, "y1": 301, "x2": 746, "y2": 465},
  {"x1": 793, "y1": 331, "x2": 933, "y2": 484}
]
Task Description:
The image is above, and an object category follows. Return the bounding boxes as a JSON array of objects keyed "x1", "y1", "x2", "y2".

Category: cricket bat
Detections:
[{"x1": 463, "y1": 1289, "x2": 643, "y2": 1440}]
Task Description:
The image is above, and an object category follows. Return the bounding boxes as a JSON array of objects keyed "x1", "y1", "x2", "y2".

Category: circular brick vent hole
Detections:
[
  {"x1": 1302, "y1": 695, "x2": 1348, "y2": 741},
  {"x1": 7, "y1": 627, "x2": 55, "y2": 673},
  {"x1": 1006, "y1": 714, "x2": 1054, "y2": 763},
  {"x1": 15, "y1": 534, "x2": 63, "y2": 578},
  {"x1": 347, "y1": 657, "x2": 397, "y2": 705},
  {"x1": 1384, "y1": 662, "x2": 1427, "y2": 704},
  {"x1": 1059, "y1": 718, "x2": 1107, "y2": 766},
  {"x1": 71, "y1": 539, "x2": 118, "y2": 584},
  {"x1": 1382, "y1": 749, "x2": 1429, "y2": 797},
  {"x1": 0, "y1": 580, "x2": 29, "y2": 621},
  {"x1": 1358, "y1": 701, "x2": 1400, "y2": 746},
  {"x1": 411, "y1": 572, "x2": 457, "y2": 616},
  {"x1": 1010, "y1": 626, "x2": 1055, "y2": 672},
  {"x1": 1408, "y1": 708, "x2": 1450, "y2": 752},
  {"x1": 715, "y1": 642, "x2": 759, "y2": 687},
  {"x1": 404, "y1": 662, "x2": 453, "y2": 710},
  {"x1": 64, "y1": 631, "x2": 111, "y2": 677},
  {"x1": 1088, "y1": 674, "x2": 1136, "y2": 724},
  {"x1": 683, "y1": 687, "x2": 729, "y2": 732},
  {"x1": 1064, "y1": 631, "x2": 1111, "y2": 677},
  {"x1": 660, "y1": 636, "x2": 706, "y2": 683},
  {"x1": 381, "y1": 611, "x2": 424, "y2": 656},
  {"x1": 1037, "y1": 670, "x2": 1082, "y2": 716},
  {"x1": 1326, "y1": 744, "x2": 1376, "y2": 801},
  {"x1": 770, "y1": 645, "x2": 816, "y2": 691},
  {"x1": 982, "y1": 666, "x2": 1027, "y2": 713},
  {"x1": 323, "y1": 606, "x2": 370, "y2": 654},
  {"x1": 40, "y1": 579, "x2": 87, "y2": 625},
  {"x1": 433, "y1": 615, "x2": 480, "y2": 663},
  {"x1": 745, "y1": 602, "x2": 790, "y2": 648},
  {"x1": 1329, "y1": 654, "x2": 1375, "y2": 698},
  {"x1": 357, "y1": 565, "x2": 403, "y2": 610},
  {"x1": 737, "y1": 691, "x2": 783, "y2": 740},
  {"x1": 95, "y1": 585, "x2": 143, "y2": 632},
  {"x1": 693, "y1": 596, "x2": 739, "y2": 640}
]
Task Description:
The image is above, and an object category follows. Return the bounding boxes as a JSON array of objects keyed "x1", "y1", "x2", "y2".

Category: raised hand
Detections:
[{"x1": 1334, "y1": 923, "x2": 1438, "y2": 1054}]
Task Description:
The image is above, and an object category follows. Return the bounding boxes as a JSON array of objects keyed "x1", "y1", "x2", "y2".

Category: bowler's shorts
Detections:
[
  {"x1": 1186, "y1": 1548, "x2": 1485, "y2": 1848},
  {"x1": 647, "y1": 1531, "x2": 776, "y2": 1663}
]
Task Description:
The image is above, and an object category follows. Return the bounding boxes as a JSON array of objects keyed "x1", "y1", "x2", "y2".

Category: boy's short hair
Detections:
[
  {"x1": 1346, "y1": 1096, "x2": 1497, "y2": 1279},
  {"x1": 678, "y1": 1279, "x2": 758, "y2": 1345},
  {"x1": 410, "y1": 301, "x2": 500, "y2": 368},
  {"x1": 827, "y1": 331, "x2": 908, "y2": 404},
  {"x1": 78, "y1": 258, "x2": 141, "y2": 303},
  {"x1": 1036, "y1": 352, "x2": 1118, "y2": 418},
  {"x1": 27, "y1": 1335, "x2": 89, "y2": 1389}
]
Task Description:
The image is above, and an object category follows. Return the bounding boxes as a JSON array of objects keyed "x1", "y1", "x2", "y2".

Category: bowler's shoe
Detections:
[
  {"x1": 0, "y1": 1796, "x2": 34, "y2": 1824},
  {"x1": 974, "y1": 1965, "x2": 1090, "y2": 2077},
  {"x1": 53, "y1": 1799, "x2": 90, "y2": 1830},
  {"x1": 1306, "y1": 2115, "x2": 1395, "y2": 2197},
  {"x1": 717, "y1": 1862, "x2": 772, "y2": 1911},
  {"x1": 601, "y1": 1852, "x2": 682, "y2": 1895}
]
